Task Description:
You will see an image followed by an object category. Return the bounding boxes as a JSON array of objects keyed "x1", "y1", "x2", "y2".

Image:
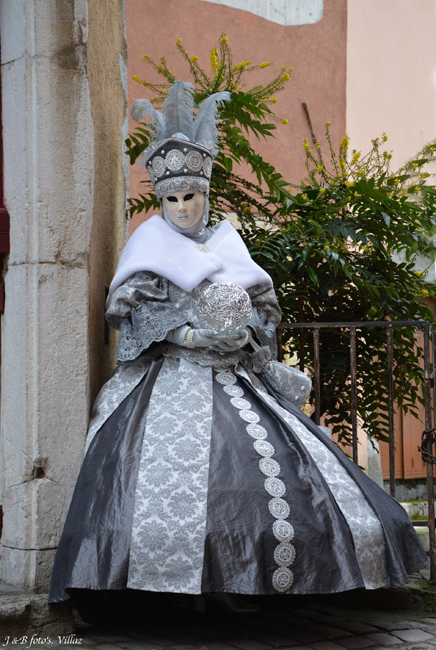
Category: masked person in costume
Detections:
[{"x1": 49, "y1": 81, "x2": 427, "y2": 611}]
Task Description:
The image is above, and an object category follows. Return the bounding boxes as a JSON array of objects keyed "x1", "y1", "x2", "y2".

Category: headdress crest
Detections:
[{"x1": 130, "y1": 81, "x2": 230, "y2": 198}]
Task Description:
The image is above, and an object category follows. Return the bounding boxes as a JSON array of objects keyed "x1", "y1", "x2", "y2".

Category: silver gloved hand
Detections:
[{"x1": 166, "y1": 325, "x2": 249, "y2": 352}]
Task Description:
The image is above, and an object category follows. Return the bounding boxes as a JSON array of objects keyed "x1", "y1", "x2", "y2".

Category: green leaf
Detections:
[
  {"x1": 306, "y1": 266, "x2": 319, "y2": 284},
  {"x1": 382, "y1": 212, "x2": 391, "y2": 227}
]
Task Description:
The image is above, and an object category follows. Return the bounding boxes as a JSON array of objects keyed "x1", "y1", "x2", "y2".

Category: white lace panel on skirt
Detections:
[
  {"x1": 259, "y1": 389, "x2": 389, "y2": 590},
  {"x1": 128, "y1": 357, "x2": 214, "y2": 593}
]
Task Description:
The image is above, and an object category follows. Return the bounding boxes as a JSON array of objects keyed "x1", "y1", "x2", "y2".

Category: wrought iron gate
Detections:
[{"x1": 277, "y1": 321, "x2": 436, "y2": 584}]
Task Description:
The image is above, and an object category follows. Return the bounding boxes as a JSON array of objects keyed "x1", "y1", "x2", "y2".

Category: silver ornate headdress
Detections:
[{"x1": 130, "y1": 81, "x2": 230, "y2": 199}]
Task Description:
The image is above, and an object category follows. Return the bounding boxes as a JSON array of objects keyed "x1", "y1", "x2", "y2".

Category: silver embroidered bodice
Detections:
[{"x1": 106, "y1": 261, "x2": 281, "y2": 369}]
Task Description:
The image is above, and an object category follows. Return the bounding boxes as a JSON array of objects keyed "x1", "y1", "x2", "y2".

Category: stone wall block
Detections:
[
  {"x1": 1, "y1": 265, "x2": 33, "y2": 498},
  {"x1": 0, "y1": 547, "x2": 56, "y2": 593},
  {"x1": 1, "y1": 469, "x2": 74, "y2": 551},
  {"x1": 2, "y1": 5, "x2": 94, "y2": 267},
  {"x1": 31, "y1": 54, "x2": 93, "y2": 263},
  {"x1": 0, "y1": 0, "x2": 26, "y2": 64},
  {"x1": 33, "y1": 0, "x2": 76, "y2": 57},
  {"x1": 35, "y1": 263, "x2": 90, "y2": 488},
  {"x1": 1, "y1": 263, "x2": 89, "y2": 554},
  {"x1": 1, "y1": 56, "x2": 29, "y2": 264}
]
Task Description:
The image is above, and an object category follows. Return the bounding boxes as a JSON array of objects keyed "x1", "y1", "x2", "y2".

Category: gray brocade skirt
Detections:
[{"x1": 49, "y1": 355, "x2": 427, "y2": 603}]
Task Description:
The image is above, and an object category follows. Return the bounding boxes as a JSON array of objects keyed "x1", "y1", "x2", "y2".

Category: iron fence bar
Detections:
[
  {"x1": 299, "y1": 327, "x2": 305, "y2": 373},
  {"x1": 387, "y1": 327, "x2": 395, "y2": 499},
  {"x1": 433, "y1": 325, "x2": 436, "y2": 430},
  {"x1": 277, "y1": 327, "x2": 283, "y2": 363},
  {"x1": 279, "y1": 320, "x2": 429, "y2": 329},
  {"x1": 424, "y1": 324, "x2": 436, "y2": 583},
  {"x1": 313, "y1": 328, "x2": 320, "y2": 426},
  {"x1": 350, "y1": 327, "x2": 358, "y2": 464}
]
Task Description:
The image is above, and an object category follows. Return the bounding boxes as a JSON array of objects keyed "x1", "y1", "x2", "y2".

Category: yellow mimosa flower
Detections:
[
  {"x1": 210, "y1": 48, "x2": 218, "y2": 72},
  {"x1": 351, "y1": 152, "x2": 361, "y2": 165}
]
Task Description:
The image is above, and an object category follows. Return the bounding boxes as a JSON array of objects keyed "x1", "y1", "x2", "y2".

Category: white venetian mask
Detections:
[{"x1": 162, "y1": 190, "x2": 206, "y2": 230}]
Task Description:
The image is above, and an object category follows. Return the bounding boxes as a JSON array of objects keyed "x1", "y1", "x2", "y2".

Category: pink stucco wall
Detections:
[
  {"x1": 347, "y1": 0, "x2": 436, "y2": 479},
  {"x1": 126, "y1": 0, "x2": 347, "y2": 232},
  {"x1": 347, "y1": 0, "x2": 436, "y2": 171}
]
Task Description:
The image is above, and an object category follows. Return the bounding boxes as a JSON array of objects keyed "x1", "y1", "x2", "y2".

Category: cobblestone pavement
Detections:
[{"x1": 4, "y1": 594, "x2": 436, "y2": 650}]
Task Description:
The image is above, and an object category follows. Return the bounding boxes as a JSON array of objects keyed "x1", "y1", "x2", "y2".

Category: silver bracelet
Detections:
[{"x1": 184, "y1": 328, "x2": 196, "y2": 349}]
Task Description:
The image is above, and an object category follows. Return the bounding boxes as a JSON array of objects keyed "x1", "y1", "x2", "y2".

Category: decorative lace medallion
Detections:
[
  {"x1": 273, "y1": 519, "x2": 294, "y2": 542},
  {"x1": 254, "y1": 440, "x2": 275, "y2": 457},
  {"x1": 196, "y1": 244, "x2": 211, "y2": 253},
  {"x1": 215, "y1": 368, "x2": 296, "y2": 593},
  {"x1": 230, "y1": 397, "x2": 251, "y2": 410},
  {"x1": 166, "y1": 149, "x2": 185, "y2": 171},
  {"x1": 246, "y1": 423, "x2": 268, "y2": 439},
  {"x1": 268, "y1": 497, "x2": 290, "y2": 519},
  {"x1": 259, "y1": 457, "x2": 281, "y2": 477},
  {"x1": 186, "y1": 150, "x2": 203, "y2": 172},
  {"x1": 272, "y1": 567, "x2": 294, "y2": 592},
  {"x1": 239, "y1": 410, "x2": 260, "y2": 424},
  {"x1": 223, "y1": 385, "x2": 244, "y2": 398},
  {"x1": 215, "y1": 371, "x2": 236, "y2": 385},
  {"x1": 152, "y1": 156, "x2": 166, "y2": 177},
  {"x1": 203, "y1": 157, "x2": 212, "y2": 178},
  {"x1": 265, "y1": 477, "x2": 286, "y2": 497},
  {"x1": 274, "y1": 542, "x2": 296, "y2": 566}
]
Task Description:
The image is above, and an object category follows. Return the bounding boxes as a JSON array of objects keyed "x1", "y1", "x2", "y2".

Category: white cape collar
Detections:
[{"x1": 109, "y1": 215, "x2": 272, "y2": 299}]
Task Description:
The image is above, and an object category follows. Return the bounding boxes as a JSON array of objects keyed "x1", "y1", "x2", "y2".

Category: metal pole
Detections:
[
  {"x1": 277, "y1": 327, "x2": 283, "y2": 363},
  {"x1": 424, "y1": 324, "x2": 436, "y2": 583},
  {"x1": 350, "y1": 327, "x2": 358, "y2": 464},
  {"x1": 387, "y1": 326, "x2": 395, "y2": 499},
  {"x1": 433, "y1": 324, "x2": 436, "y2": 429},
  {"x1": 299, "y1": 329, "x2": 305, "y2": 373},
  {"x1": 313, "y1": 328, "x2": 321, "y2": 426}
]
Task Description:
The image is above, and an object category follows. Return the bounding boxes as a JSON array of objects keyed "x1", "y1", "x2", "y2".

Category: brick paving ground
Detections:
[{"x1": 5, "y1": 593, "x2": 436, "y2": 650}]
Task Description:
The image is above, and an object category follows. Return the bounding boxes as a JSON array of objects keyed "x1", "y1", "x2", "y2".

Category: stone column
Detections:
[{"x1": 0, "y1": 0, "x2": 95, "y2": 592}]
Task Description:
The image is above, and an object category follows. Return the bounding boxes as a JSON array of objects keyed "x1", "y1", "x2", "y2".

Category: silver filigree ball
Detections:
[{"x1": 197, "y1": 282, "x2": 252, "y2": 334}]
